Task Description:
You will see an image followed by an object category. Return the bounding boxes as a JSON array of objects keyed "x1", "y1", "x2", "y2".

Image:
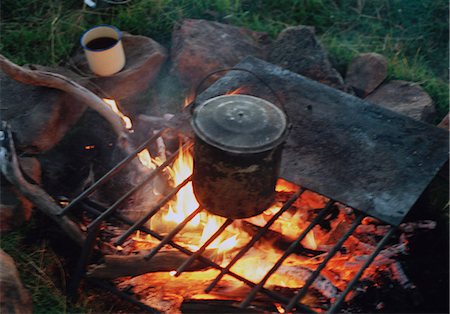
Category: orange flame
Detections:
[
  {"x1": 225, "y1": 86, "x2": 247, "y2": 95},
  {"x1": 136, "y1": 149, "x2": 157, "y2": 170},
  {"x1": 104, "y1": 95, "x2": 377, "y2": 304},
  {"x1": 164, "y1": 147, "x2": 200, "y2": 227},
  {"x1": 275, "y1": 304, "x2": 286, "y2": 313},
  {"x1": 303, "y1": 231, "x2": 318, "y2": 250},
  {"x1": 103, "y1": 98, "x2": 133, "y2": 129},
  {"x1": 183, "y1": 93, "x2": 195, "y2": 108}
]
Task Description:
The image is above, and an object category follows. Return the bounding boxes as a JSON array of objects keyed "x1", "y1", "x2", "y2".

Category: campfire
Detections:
[
  {"x1": 0, "y1": 54, "x2": 447, "y2": 314},
  {"x1": 70, "y1": 97, "x2": 431, "y2": 314}
]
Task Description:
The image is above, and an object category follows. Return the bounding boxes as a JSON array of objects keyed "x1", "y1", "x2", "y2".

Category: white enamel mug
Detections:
[{"x1": 80, "y1": 25, "x2": 126, "y2": 76}]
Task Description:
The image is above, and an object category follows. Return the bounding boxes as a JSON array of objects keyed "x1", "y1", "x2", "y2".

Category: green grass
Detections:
[
  {"x1": 1, "y1": 0, "x2": 447, "y2": 119},
  {"x1": 0, "y1": 217, "x2": 103, "y2": 313},
  {"x1": 0, "y1": 223, "x2": 69, "y2": 313}
]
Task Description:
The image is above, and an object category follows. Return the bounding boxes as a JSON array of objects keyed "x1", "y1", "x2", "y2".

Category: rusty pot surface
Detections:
[{"x1": 191, "y1": 94, "x2": 287, "y2": 219}]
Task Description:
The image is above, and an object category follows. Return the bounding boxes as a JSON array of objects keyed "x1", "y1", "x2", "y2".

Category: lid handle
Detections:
[{"x1": 188, "y1": 68, "x2": 288, "y2": 121}]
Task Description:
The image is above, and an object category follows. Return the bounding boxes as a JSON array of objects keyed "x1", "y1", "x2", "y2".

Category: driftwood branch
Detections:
[
  {"x1": 0, "y1": 124, "x2": 86, "y2": 245},
  {"x1": 87, "y1": 250, "x2": 208, "y2": 279},
  {"x1": 0, "y1": 54, "x2": 128, "y2": 142}
]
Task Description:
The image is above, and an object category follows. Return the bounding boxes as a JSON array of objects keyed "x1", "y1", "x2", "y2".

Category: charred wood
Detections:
[
  {"x1": 240, "y1": 221, "x2": 325, "y2": 257},
  {"x1": 86, "y1": 250, "x2": 208, "y2": 279}
]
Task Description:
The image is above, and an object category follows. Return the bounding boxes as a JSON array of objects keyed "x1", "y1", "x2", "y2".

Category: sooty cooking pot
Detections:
[{"x1": 191, "y1": 94, "x2": 288, "y2": 219}]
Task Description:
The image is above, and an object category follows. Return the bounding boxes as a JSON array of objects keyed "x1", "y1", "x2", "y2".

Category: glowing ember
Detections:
[
  {"x1": 135, "y1": 147, "x2": 322, "y2": 287},
  {"x1": 225, "y1": 86, "x2": 247, "y2": 95},
  {"x1": 123, "y1": 143, "x2": 406, "y2": 314},
  {"x1": 275, "y1": 303, "x2": 286, "y2": 313},
  {"x1": 303, "y1": 231, "x2": 318, "y2": 250}
]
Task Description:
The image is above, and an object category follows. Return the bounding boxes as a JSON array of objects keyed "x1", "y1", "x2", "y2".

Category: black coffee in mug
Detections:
[
  {"x1": 81, "y1": 25, "x2": 125, "y2": 76},
  {"x1": 86, "y1": 37, "x2": 118, "y2": 50}
]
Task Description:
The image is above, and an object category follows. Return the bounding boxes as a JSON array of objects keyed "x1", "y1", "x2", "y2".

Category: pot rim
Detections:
[{"x1": 191, "y1": 94, "x2": 289, "y2": 154}]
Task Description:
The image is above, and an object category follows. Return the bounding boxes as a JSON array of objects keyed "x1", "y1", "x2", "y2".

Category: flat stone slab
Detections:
[{"x1": 195, "y1": 57, "x2": 449, "y2": 226}]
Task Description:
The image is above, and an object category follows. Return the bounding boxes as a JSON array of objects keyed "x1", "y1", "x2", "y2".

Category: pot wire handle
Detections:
[{"x1": 188, "y1": 67, "x2": 289, "y2": 122}]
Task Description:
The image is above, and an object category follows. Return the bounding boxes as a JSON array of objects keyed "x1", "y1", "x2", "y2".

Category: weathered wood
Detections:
[
  {"x1": 86, "y1": 250, "x2": 208, "y2": 279},
  {"x1": 0, "y1": 124, "x2": 86, "y2": 245},
  {"x1": 0, "y1": 54, "x2": 128, "y2": 142}
]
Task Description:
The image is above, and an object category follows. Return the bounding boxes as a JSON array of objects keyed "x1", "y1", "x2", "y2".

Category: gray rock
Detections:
[
  {"x1": 0, "y1": 71, "x2": 87, "y2": 153},
  {"x1": 170, "y1": 19, "x2": 269, "y2": 89},
  {"x1": 0, "y1": 249, "x2": 32, "y2": 314},
  {"x1": 73, "y1": 34, "x2": 168, "y2": 102},
  {"x1": 365, "y1": 80, "x2": 436, "y2": 123},
  {"x1": 268, "y1": 25, "x2": 348, "y2": 91},
  {"x1": 346, "y1": 52, "x2": 388, "y2": 97}
]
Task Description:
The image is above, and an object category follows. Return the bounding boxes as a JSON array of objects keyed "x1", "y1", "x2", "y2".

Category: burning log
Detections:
[
  {"x1": 86, "y1": 250, "x2": 208, "y2": 279},
  {"x1": 0, "y1": 55, "x2": 129, "y2": 144},
  {"x1": 276, "y1": 265, "x2": 339, "y2": 299},
  {"x1": 356, "y1": 220, "x2": 436, "y2": 236},
  {"x1": 112, "y1": 262, "x2": 339, "y2": 314},
  {"x1": 240, "y1": 221, "x2": 325, "y2": 257},
  {"x1": 0, "y1": 124, "x2": 86, "y2": 245}
]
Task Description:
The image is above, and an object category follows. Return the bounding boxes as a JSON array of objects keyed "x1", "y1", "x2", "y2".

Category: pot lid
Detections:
[{"x1": 192, "y1": 94, "x2": 287, "y2": 153}]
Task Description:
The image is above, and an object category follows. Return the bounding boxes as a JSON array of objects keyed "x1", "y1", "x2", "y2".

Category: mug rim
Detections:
[{"x1": 80, "y1": 24, "x2": 122, "y2": 52}]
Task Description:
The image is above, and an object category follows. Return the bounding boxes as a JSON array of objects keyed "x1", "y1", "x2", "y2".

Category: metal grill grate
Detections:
[{"x1": 61, "y1": 125, "x2": 396, "y2": 313}]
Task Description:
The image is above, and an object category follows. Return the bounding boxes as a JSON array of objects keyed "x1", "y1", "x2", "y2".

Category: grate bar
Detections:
[
  {"x1": 327, "y1": 226, "x2": 396, "y2": 313},
  {"x1": 144, "y1": 206, "x2": 203, "y2": 261},
  {"x1": 114, "y1": 175, "x2": 192, "y2": 246},
  {"x1": 175, "y1": 218, "x2": 233, "y2": 276},
  {"x1": 117, "y1": 214, "x2": 306, "y2": 309},
  {"x1": 284, "y1": 212, "x2": 365, "y2": 312},
  {"x1": 87, "y1": 142, "x2": 191, "y2": 229},
  {"x1": 239, "y1": 200, "x2": 336, "y2": 308},
  {"x1": 59, "y1": 128, "x2": 167, "y2": 216},
  {"x1": 81, "y1": 199, "x2": 316, "y2": 313},
  {"x1": 205, "y1": 188, "x2": 306, "y2": 293}
]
